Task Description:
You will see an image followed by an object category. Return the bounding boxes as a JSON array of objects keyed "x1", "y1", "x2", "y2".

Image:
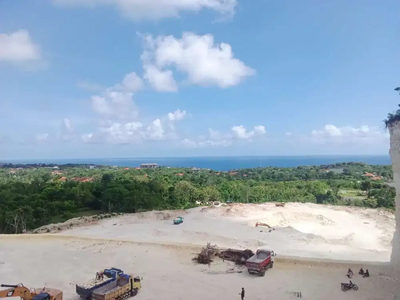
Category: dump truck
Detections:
[
  {"x1": 91, "y1": 274, "x2": 141, "y2": 300},
  {"x1": 245, "y1": 249, "x2": 276, "y2": 276},
  {"x1": 0, "y1": 283, "x2": 63, "y2": 300},
  {"x1": 76, "y1": 268, "x2": 124, "y2": 300}
]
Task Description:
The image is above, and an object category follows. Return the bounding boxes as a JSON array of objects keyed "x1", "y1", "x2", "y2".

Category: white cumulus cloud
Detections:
[
  {"x1": 52, "y1": 0, "x2": 238, "y2": 21},
  {"x1": 82, "y1": 70, "x2": 189, "y2": 144},
  {"x1": 142, "y1": 32, "x2": 255, "y2": 89},
  {"x1": 253, "y1": 125, "x2": 266, "y2": 135},
  {"x1": 110, "y1": 72, "x2": 144, "y2": 93},
  {"x1": 146, "y1": 118, "x2": 165, "y2": 140},
  {"x1": 89, "y1": 72, "x2": 143, "y2": 122},
  {"x1": 82, "y1": 117, "x2": 178, "y2": 144},
  {"x1": 180, "y1": 138, "x2": 232, "y2": 148},
  {"x1": 98, "y1": 121, "x2": 143, "y2": 143},
  {"x1": 231, "y1": 125, "x2": 265, "y2": 139},
  {"x1": 312, "y1": 124, "x2": 370, "y2": 139},
  {"x1": 180, "y1": 124, "x2": 265, "y2": 149},
  {"x1": 0, "y1": 30, "x2": 41, "y2": 63},
  {"x1": 91, "y1": 91, "x2": 138, "y2": 121},
  {"x1": 168, "y1": 109, "x2": 187, "y2": 121},
  {"x1": 309, "y1": 124, "x2": 388, "y2": 144},
  {"x1": 143, "y1": 64, "x2": 177, "y2": 92}
]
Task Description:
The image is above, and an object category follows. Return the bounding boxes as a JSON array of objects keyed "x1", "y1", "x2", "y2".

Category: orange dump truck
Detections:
[{"x1": 91, "y1": 274, "x2": 141, "y2": 300}]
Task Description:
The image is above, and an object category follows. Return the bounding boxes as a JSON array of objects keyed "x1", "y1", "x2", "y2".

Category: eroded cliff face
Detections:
[{"x1": 389, "y1": 122, "x2": 400, "y2": 277}]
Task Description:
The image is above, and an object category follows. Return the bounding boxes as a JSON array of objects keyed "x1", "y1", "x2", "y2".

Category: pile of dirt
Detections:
[
  {"x1": 32, "y1": 213, "x2": 119, "y2": 234},
  {"x1": 219, "y1": 248, "x2": 254, "y2": 265},
  {"x1": 193, "y1": 243, "x2": 255, "y2": 266},
  {"x1": 135, "y1": 210, "x2": 187, "y2": 221},
  {"x1": 199, "y1": 206, "x2": 216, "y2": 213},
  {"x1": 221, "y1": 205, "x2": 247, "y2": 217}
]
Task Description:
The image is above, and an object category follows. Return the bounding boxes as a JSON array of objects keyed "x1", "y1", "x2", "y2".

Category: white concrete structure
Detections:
[{"x1": 388, "y1": 121, "x2": 400, "y2": 277}]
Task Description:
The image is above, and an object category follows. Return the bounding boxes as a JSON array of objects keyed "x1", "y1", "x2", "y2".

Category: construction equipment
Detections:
[
  {"x1": 76, "y1": 268, "x2": 124, "y2": 300},
  {"x1": 246, "y1": 249, "x2": 276, "y2": 276},
  {"x1": 0, "y1": 283, "x2": 63, "y2": 300},
  {"x1": 255, "y1": 222, "x2": 271, "y2": 228},
  {"x1": 173, "y1": 216, "x2": 184, "y2": 225},
  {"x1": 91, "y1": 274, "x2": 141, "y2": 300}
]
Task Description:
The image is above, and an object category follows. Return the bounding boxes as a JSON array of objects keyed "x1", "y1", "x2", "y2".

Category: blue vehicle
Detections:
[{"x1": 173, "y1": 216, "x2": 184, "y2": 225}]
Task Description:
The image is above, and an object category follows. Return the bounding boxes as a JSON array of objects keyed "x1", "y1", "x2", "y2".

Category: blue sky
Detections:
[{"x1": 0, "y1": 0, "x2": 399, "y2": 159}]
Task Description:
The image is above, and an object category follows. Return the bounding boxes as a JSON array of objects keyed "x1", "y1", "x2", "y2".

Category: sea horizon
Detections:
[{"x1": 2, "y1": 155, "x2": 391, "y2": 171}]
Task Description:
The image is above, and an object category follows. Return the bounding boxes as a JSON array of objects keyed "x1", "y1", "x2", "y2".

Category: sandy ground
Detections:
[
  {"x1": 0, "y1": 237, "x2": 399, "y2": 300},
  {"x1": 0, "y1": 203, "x2": 399, "y2": 300},
  {"x1": 52, "y1": 203, "x2": 394, "y2": 261}
]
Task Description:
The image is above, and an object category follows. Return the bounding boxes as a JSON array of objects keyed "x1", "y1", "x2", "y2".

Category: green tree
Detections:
[
  {"x1": 361, "y1": 181, "x2": 372, "y2": 191},
  {"x1": 173, "y1": 181, "x2": 198, "y2": 207}
]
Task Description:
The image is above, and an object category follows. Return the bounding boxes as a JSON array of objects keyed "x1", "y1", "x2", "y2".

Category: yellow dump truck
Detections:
[{"x1": 91, "y1": 274, "x2": 141, "y2": 300}]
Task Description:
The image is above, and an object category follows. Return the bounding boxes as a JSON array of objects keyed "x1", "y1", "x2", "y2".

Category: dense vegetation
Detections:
[{"x1": 0, "y1": 162, "x2": 395, "y2": 234}]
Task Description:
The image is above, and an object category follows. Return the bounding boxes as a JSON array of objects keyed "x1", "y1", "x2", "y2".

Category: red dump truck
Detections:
[
  {"x1": 245, "y1": 249, "x2": 276, "y2": 276},
  {"x1": 91, "y1": 274, "x2": 141, "y2": 300}
]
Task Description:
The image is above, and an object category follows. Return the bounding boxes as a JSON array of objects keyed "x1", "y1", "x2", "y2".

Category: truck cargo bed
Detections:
[
  {"x1": 92, "y1": 281, "x2": 119, "y2": 296},
  {"x1": 92, "y1": 277, "x2": 130, "y2": 300},
  {"x1": 76, "y1": 278, "x2": 114, "y2": 299},
  {"x1": 247, "y1": 250, "x2": 270, "y2": 263},
  {"x1": 76, "y1": 268, "x2": 125, "y2": 299}
]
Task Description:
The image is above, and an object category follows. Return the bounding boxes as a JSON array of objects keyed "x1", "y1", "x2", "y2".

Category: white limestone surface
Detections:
[{"x1": 389, "y1": 121, "x2": 400, "y2": 277}]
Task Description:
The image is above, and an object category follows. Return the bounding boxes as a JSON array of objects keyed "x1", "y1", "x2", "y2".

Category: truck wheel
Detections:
[
  {"x1": 248, "y1": 269, "x2": 252, "y2": 274},
  {"x1": 131, "y1": 288, "x2": 138, "y2": 297},
  {"x1": 270, "y1": 262, "x2": 274, "y2": 269},
  {"x1": 259, "y1": 270, "x2": 266, "y2": 277}
]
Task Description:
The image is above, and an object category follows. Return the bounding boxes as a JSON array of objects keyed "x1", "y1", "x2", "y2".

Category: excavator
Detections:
[{"x1": 0, "y1": 283, "x2": 63, "y2": 300}]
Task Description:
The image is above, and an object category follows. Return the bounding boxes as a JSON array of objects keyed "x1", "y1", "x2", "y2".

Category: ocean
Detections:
[{"x1": 5, "y1": 155, "x2": 391, "y2": 171}]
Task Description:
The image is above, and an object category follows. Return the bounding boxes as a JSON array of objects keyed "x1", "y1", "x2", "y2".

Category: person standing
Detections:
[{"x1": 240, "y1": 288, "x2": 245, "y2": 300}]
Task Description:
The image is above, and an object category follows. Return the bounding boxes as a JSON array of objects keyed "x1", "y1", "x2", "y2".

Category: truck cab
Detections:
[{"x1": 132, "y1": 277, "x2": 141, "y2": 291}]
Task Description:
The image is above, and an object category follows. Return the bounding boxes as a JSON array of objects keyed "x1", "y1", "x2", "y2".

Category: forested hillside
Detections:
[{"x1": 0, "y1": 162, "x2": 394, "y2": 234}]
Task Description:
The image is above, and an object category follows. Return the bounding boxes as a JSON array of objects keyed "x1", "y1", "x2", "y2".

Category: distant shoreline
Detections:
[
  {"x1": 2, "y1": 154, "x2": 390, "y2": 160},
  {"x1": 1, "y1": 155, "x2": 391, "y2": 171}
]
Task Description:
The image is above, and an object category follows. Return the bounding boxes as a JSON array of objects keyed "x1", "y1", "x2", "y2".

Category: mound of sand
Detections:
[
  {"x1": 253, "y1": 211, "x2": 336, "y2": 228},
  {"x1": 26, "y1": 203, "x2": 395, "y2": 262},
  {"x1": 135, "y1": 210, "x2": 188, "y2": 221},
  {"x1": 32, "y1": 213, "x2": 120, "y2": 234}
]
